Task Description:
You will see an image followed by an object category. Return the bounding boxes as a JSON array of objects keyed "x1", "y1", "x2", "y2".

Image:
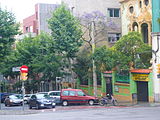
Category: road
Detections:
[{"x1": 1, "y1": 103, "x2": 160, "y2": 120}]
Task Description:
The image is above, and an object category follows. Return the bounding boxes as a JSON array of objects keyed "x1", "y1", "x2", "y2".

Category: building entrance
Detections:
[
  {"x1": 137, "y1": 81, "x2": 148, "y2": 102},
  {"x1": 106, "y1": 77, "x2": 113, "y2": 95}
]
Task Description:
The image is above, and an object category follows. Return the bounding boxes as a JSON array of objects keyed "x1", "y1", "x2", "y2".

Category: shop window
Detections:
[
  {"x1": 129, "y1": 6, "x2": 134, "y2": 13},
  {"x1": 108, "y1": 8, "x2": 120, "y2": 17},
  {"x1": 144, "y1": 0, "x2": 149, "y2": 6}
]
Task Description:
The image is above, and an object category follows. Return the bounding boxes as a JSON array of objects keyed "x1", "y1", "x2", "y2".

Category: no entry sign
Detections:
[{"x1": 20, "y1": 65, "x2": 28, "y2": 73}]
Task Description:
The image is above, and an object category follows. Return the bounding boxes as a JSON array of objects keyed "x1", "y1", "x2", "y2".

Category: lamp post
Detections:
[
  {"x1": 91, "y1": 21, "x2": 97, "y2": 97},
  {"x1": 0, "y1": 36, "x2": 2, "y2": 110}
]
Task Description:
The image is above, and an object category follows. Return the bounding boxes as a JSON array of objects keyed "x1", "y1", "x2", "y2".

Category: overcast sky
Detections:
[{"x1": 0, "y1": 0, "x2": 61, "y2": 22}]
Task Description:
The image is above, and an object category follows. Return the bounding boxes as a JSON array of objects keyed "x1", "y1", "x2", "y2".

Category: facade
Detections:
[
  {"x1": 152, "y1": 0, "x2": 160, "y2": 102},
  {"x1": 62, "y1": 0, "x2": 121, "y2": 46},
  {"x1": 23, "y1": 3, "x2": 59, "y2": 36},
  {"x1": 119, "y1": 0, "x2": 152, "y2": 45}
]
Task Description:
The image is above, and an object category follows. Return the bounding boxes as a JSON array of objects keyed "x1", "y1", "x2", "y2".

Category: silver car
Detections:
[{"x1": 48, "y1": 91, "x2": 61, "y2": 104}]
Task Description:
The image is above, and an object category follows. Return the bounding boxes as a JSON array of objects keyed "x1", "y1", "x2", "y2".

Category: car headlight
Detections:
[
  {"x1": 52, "y1": 103, "x2": 56, "y2": 106},
  {"x1": 40, "y1": 104, "x2": 44, "y2": 106},
  {"x1": 10, "y1": 100, "x2": 13, "y2": 102}
]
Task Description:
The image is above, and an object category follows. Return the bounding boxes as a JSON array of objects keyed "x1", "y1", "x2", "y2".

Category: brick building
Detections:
[{"x1": 23, "y1": 3, "x2": 59, "y2": 36}]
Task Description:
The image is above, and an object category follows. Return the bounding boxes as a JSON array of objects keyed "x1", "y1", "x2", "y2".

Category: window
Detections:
[
  {"x1": 62, "y1": 91, "x2": 69, "y2": 96},
  {"x1": 49, "y1": 92, "x2": 60, "y2": 96},
  {"x1": 129, "y1": 6, "x2": 134, "y2": 13},
  {"x1": 108, "y1": 8, "x2": 120, "y2": 17},
  {"x1": 144, "y1": 0, "x2": 149, "y2": 6},
  {"x1": 108, "y1": 33, "x2": 121, "y2": 43},
  {"x1": 139, "y1": 1, "x2": 142, "y2": 8},
  {"x1": 77, "y1": 91, "x2": 85, "y2": 96},
  {"x1": 69, "y1": 91, "x2": 76, "y2": 96},
  {"x1": 31, "y1": 95, "x2": 36, "y2": 99},
  {"x1": 26, "y1": 27, "x2": 29, "y2": 32}
]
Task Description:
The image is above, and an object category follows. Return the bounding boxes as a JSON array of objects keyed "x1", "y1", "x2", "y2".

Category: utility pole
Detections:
[{"x1": 91, "y1": 21, "x2": 97, "y2": 97}]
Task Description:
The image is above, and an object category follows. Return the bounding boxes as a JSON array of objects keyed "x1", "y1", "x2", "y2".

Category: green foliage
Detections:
[
  {"x1": 2, "y1": 33, "x2": 62, "y2": 84},
  {"x1": 0, "y1": 8, "x2": 19, "y2": 69},
  {"x1": 93, "y1": 32, "x2": 152, "y2": 73},
  {"x1": 48, "y1": 4, "x2": 83, "y2": 58},
  {"x1": 73, "y1": 50, "x2": 92, "y2": 85},
  {"x1": 113, "y1": 32, "x2": 151, "y2": 70}
]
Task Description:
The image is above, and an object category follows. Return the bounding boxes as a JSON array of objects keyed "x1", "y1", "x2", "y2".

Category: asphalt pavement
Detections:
[{"x1": 1, "y1": 102, "x2": 160, "y2": 115}]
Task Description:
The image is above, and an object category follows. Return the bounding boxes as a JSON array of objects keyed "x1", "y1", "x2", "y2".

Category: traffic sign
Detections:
[
  {"x1": 12, "y1": 67, "x2": 20, "y2": 72},
  {"x1": 20, "y1": 65, "x2": 28, "y2": 73}
]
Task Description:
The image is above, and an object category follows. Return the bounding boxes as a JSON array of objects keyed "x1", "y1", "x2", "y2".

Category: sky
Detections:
[{"x1": 0, "y1": 0, "x2": 61, "y2": 22}]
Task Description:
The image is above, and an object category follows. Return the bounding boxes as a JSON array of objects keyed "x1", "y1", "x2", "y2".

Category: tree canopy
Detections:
[
  {"x1": 48, "y1": 4, "x2": 83, "y2": 58},
  {"x1": 0, "y1": 8, "x2": 19, "y2": 69}
]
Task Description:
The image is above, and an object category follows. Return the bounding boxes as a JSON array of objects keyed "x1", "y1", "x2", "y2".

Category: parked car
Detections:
[
  {"x1": 60, "y1": 89, "x2": 99, "y2": 106},
  {"x1": 37, "y1": 92, "x2": 48, "y2": 95},
  {"x1": 48, "y1": 91, "x2": 61, "y2": 104},
  {"x1": 4, "y1": 94, "x2": 23, "y2": 106},
  {"x1": 0, "y1": 93, "x2": 14, "y2": 103},
  {"x1": 24, "y1": 94, "x2": 32, "y2": 104},
  {"x1": 29, "y1": 94, "x2": 56, "y2": 109}
]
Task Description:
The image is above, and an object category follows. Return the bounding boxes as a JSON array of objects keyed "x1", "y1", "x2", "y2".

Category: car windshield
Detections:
[
  {"x1": 10, "y1": 95, "x2": 22, "y2": 99},
  {"x1": 36, "y1": 94, "x2": 50, "y2": 99}
]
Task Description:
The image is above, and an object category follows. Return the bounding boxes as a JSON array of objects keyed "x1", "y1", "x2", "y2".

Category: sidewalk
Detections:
[
  {"x1": 0, "y1": 110, "x2": 39, "y2": 115},
  {"x1": 118, "y1": 101, "x2": 160, "y2": 107}
]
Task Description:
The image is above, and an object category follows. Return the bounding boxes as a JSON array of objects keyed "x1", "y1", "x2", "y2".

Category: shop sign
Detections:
[{"x1": 132, "y1": 74, "x2": 149, "y2": 82}]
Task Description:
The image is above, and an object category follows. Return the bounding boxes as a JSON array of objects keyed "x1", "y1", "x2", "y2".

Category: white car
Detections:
[
  {"x1": 24, "y1": 94, "x2": 32, "y2": 104},
  {"x1": 48, "y1": 91, "x2": 61, "y2": 104}
]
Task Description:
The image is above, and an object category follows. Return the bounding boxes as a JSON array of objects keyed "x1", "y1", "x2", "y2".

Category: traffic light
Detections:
[
  {"x1": 21, "y1": 72, "x2": 28, "y2": 81},
  {"x1": 157, "y1": 64, "x2": 160, "y2": 74}
]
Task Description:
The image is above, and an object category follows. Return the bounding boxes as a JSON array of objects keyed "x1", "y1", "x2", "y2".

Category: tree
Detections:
[
  {"x1": 0, "y1": 8, "x2": 19, "y2": 69},
  {"x1": 113, "y1": 32, "x2": 152, "y2": 70},
  {"x1": 79, "y1": 11, "x2": 119, "y2": 51},
  {"x1": 48, "y1": 4, "x2": 83, "y2": 81},
  {"x1": 48, "y1": 4, "x2": 82, "y2": 58},
  {"x1": 2, "y1": 33, "x2": 62, "y2": 92}
]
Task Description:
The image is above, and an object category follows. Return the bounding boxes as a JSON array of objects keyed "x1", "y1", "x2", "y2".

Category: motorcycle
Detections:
[{"x1": 99, "y1": 94, "x2": 118, "y2": 106}]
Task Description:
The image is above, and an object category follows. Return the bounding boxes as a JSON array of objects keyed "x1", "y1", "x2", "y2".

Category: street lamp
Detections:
[{"x1": 91, "y1": 21, "x2": 97, "y2": 97}]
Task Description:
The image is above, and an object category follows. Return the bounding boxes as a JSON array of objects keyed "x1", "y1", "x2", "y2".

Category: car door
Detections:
[
  {"x1": 76, "y1": 91, "x2": 88, "y2": 104},
  {"x1": 68, "y1": 90, "x2": 77, "y2": 104},
  {"x1": 49, "y1": 92, "x2": 60, "y2": 103},
  {"x1": 29, "y1": 95, "x2": 37, "y2": 107}
]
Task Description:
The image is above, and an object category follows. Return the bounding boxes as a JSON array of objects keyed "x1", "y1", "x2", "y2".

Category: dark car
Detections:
[
  {"x1": 0, "y1": 93, "x2": 14, "y2": 103},
  {"x1": 29, "y1": 94, "x2": 56, "y2": 109},
  {"x1": 4, "y1": 94, "x2": 23, "y2": 106},
  {"x1": 60, "y1": 89, "x2": 99, "y2": 106}
]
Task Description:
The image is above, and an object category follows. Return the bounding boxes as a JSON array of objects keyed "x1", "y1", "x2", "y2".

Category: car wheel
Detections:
[
  {"x1": 88, "y1": 100, "x2": 94, "y2": 106},
  {"x1": 29, "y1": 105, "x2": 32, "y2": 109},
  {"x1": 5, "y1": 103, "x2": 7, "y2": 106},
  {"x1": 62, "y1": 100, "x2": 68, "y2": 106}
]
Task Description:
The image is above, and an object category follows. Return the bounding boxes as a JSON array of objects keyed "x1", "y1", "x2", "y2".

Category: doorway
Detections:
[
  {"x1": 137, "y1": 81, "x2": 148, "y2": 102},
  {"x1": 105, "y1": 77, "x2": 113, "y2": 95}
]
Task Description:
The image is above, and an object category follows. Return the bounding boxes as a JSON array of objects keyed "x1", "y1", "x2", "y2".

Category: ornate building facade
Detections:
[{"x1": 119, "y1": 0, "x2": 152, "y2": 45}]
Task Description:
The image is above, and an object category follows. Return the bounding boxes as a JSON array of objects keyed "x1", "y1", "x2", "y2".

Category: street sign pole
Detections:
[
  {"x1": 20, "y1": 65, "x2": 28, "y2": 111},
  {"x1": 22, "y1": 81, "x2": 25, "y2": 111}
]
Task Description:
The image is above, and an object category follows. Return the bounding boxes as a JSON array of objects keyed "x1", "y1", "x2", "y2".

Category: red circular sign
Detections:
[{"x1": 20, "y1": 65, "x2": 28, "y2": 73}]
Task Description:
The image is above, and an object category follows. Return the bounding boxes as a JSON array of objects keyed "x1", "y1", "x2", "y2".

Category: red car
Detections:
[{"x1": 60, "y1": 89, "x2": 98, "y2": 106}]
